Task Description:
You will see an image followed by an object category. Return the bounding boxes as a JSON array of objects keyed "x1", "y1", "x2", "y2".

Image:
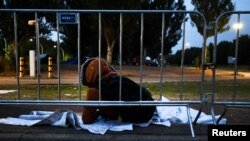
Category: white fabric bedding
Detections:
[{"x1": 0, "y1": 97, "x2": 226, "y2": 134}]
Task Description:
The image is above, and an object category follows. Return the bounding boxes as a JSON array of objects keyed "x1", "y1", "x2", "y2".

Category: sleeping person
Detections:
[{"x1": 80, "y1": 58, "x2": 156, "y2": 124}]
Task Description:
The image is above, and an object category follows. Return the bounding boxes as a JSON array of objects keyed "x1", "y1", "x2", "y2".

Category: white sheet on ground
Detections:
[
  {"x1": 0, "y1": 90, "x2": 17, "y2": 94},
  {"x1": 0, "y1": 97, "x2": 226, "y2": 134}
]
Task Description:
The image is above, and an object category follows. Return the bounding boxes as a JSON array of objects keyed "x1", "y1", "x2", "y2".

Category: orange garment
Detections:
[{"x1": 82, "y1": 58, "x2": 119, "y2": 124}]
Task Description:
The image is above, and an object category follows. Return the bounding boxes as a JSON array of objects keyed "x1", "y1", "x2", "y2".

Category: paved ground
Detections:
[
  {"x1": 0, "y1": 105, "x2": 206, "y2": 141},
  {"x1": 0, "y1": 105, "x2": 204, "y2": 141},
  {"x1": 0, "y1": 123, "x2": 208, "y2": 141},
  {"x1": 0, "y1": 104, "x2": 250, "y2": 141}
]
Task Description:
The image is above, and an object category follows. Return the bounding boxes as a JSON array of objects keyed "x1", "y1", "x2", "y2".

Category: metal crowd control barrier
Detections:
[
  {"x1": 0, "y1": 9, "x2": 208, "y2": 138},
  {"x1": 212, "y1": 11, "x2": 250, "y2": 124}
]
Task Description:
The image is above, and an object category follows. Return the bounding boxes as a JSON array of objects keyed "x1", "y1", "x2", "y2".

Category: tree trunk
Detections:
[
  {"x1": 204, "y1": 37, "x2": 210, "y2": 63},
  {"x1": 106, "y1": 40, "x2": 115, "y2": 64}
]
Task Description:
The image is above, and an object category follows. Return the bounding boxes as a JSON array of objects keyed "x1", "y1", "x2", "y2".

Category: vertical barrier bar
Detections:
[
  {"x1": 98, "y1": 12, "x2": 102, "y2": 101},
  {"x1": 233, "y1": 14, "x2": 240, "y2": 101},
  {"x1": 213, "y1": 15, "x2": 219, "y2": 98},
  {"x1": 119, "y1": 13, "x2": 123, "y2": 101},
  {"x1": 186, "y1": 105, "x2": 195, "y2": 137},
  {"x1": 211, "y1": 15, "x2": 219, "y2": 125},
  {"x1": 13, "y1": 12, "x2": 20, "y2": 99},
  {"x1": 180, "y1": 14, "x2": 186, "y2": 101},
  {"x1": 211, "y1": 19, "x2": 220, "y2": 124},
  {"x1": 139, "y1": 13, "x2": 144, "y2": 101},
  {"x1": 200, "y1": 18, "x2": 207, "y2": 101},
  {"x1": 77, "y1": 13, "x2": 81, "y2": 100},
  {"x1": 193, "y1": 13, "x2": 208, "y2": 124},
  {"x1": 35, "y1": 12, "x2": 41, "y2": 100},
  {"x1": 56, "y1": 12, "x2": 61, "y2": 100},
  {"x1": 160, "y1": 13, "x2": 165, "y2": 101}
]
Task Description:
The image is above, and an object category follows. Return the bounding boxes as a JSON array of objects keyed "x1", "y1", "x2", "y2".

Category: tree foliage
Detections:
[
  {"x1": 210, "y1": 35, "x2": 250, "y2": 65},
  {"x1": 0, "y1": 0, "x2": 187, "y2": 65},
  {"x1": 216, "y1": 40, "x2": 234, "y2": 64},
  {"x1": 190, "y1": 0, "x2": 234, "y2": 37},
  {"x1": 190, "y1": 0, "x2": 234, "y2": 63},
  {"x1": 2, "y1": 0, "x2": 249, "y2": 70},
  {"x1": 82, "y1": 0, "x2": 141, "y2": 63},
  {"x1": 142, "y1": 0, "x2": 186, "y2": 58},
  {"x1": 174, "y1": 47, "x2": 201, "y2": 65},
  {"x1": 0, "y1": 0, "x2": 64, "y2": 71},
  {"x1": 235, "y1": 35, "x2": 250, "y2": 65}
]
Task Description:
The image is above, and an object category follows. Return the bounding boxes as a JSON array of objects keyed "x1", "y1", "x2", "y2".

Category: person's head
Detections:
[{"x1": 81, "y1": 58, "x2": 116, "y2": 87}]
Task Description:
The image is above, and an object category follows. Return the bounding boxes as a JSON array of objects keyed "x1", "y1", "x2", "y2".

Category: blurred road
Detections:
[{"x1": 0, "y1": 64, "x2": 249, "y2": 85}]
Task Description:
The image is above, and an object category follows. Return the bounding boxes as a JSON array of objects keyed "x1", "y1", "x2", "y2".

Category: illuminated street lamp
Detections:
[
  {"x1": 28, "y1": 20, "x2": 36, "y2": 26},
  {"x1": 185, "y1": 43, "x2": 190, "y2": 49},
  {"x1": 233, "y1": 21, "x2": 243, "y2": 75},
  {"x1": 233, "y1": 22, "x2": 243, "y2": 30}
]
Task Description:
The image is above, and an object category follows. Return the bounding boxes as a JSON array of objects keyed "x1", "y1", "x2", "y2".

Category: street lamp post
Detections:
[
  {"x1": 232, "y1": 15, "x2": 242, "y2": 101},
  {"x1": 180, "y1": 15, "x2": 189, "y2": 100},
  {"x1": 28, "y1": 13, "x2": 42, "y2": 98}
]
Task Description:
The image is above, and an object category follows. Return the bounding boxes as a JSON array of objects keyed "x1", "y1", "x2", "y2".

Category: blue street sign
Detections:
[{"x1": 58, "y1": 13, "x2": 78, "y2": 24}]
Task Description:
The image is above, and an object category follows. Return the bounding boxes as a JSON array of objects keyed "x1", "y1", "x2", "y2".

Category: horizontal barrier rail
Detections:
[
  {"x1": 0, "y1": 100, "x2": 202, "y2": 106},
  {"x1": 0, "y1": 9, "x2": 204, "y2": 14}
]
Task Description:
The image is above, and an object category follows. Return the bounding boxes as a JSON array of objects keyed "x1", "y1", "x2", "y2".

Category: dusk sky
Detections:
[{"x1": 171, "y1": 0, "x2": 250, "y2": 54}]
